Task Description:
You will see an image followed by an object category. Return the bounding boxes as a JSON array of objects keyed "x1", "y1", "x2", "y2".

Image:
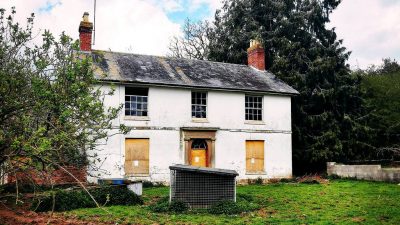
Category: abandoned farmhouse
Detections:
[{"x1": 78, "y1": 13, "x2": 299, "y2": 183}]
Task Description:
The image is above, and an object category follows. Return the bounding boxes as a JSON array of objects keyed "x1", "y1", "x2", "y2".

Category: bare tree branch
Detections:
[{"x1": 167, "y1": 18, "x2": 211, "y2": 60}]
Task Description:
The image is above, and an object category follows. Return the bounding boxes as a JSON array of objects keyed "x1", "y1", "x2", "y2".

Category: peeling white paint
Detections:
[{"x1": 87, "y1": 85, "x2": 293, "y2": 183}]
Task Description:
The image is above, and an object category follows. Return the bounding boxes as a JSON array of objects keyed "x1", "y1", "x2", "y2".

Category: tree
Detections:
[
  {"x1": 207, "y1": 0, "x2": 372, "y2": 173},
  {"x1": 168, "y1": 19, "x2": 211, "y2": 60},
  {"x1": 360, "y1": 59, "x2": 400, "y2": 160},
  {"x1": 0, "y1": 8, "x2": 125, "y2": 184}
]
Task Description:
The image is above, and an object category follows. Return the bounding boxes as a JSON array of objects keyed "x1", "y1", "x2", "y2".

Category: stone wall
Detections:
[{"x1": 327, "y1": 162, "x2": 400, "y2": 182}]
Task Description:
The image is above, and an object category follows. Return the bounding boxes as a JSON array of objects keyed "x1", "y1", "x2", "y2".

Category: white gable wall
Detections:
[{"x1": 87, "y1": 84, "x2": 293, "y2": 183}]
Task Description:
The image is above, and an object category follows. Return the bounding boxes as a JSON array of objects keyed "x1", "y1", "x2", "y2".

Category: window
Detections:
[
  {"x1": 246, "y1": 140, "x2": 264, "y2": 173},
  {"x1": 245, "y1": 95, "x2": 263, "y2": 121},
  {"x1": 191, "y1": 139, "x2": 207, "y2": 149},
  {"x1": 192, "y1": 91, "x2": 207, "y2": 118},
  {"x1": 125, "y1": 138, "x2": 149, "y2": 175},
  {"x1": 125, "y1": 87, "x2": 148, "y2": 117}
]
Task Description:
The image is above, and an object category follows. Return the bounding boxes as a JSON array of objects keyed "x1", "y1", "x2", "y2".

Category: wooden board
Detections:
[
  {"x1": 190, "y1": 149, "x2": 207, "y2": 167},
  {"x1": 246, "y1": 140, "x2": 264, "y2": 173},
  {"x1": 125, "y1": 139, "x2": 149, "y2": 175}
]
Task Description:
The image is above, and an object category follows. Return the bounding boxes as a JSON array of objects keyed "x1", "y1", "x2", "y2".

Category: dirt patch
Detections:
[
  {"x1": 0, "y1": 207, "x2": 109, "y2": 225},
  {"x1": 297, "y1": 175, "x2": 329, "y2": 184},
  {"x1": 351, "y1": 217, "x2": 366, "y2": 223}
]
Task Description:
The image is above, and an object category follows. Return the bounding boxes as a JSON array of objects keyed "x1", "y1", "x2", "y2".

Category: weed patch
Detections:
[{"x1": 60, "y1": 180, "x2": 400, "y2": 224}]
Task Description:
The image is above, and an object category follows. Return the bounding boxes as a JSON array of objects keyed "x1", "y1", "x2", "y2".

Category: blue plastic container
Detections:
[{"x1": 98, "y1": 178, "x2": 125, "y2": 185}]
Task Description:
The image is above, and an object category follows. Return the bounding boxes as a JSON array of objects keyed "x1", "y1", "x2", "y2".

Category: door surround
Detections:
[{"x1": 182, "y1": 128, "x2": 217, "y2": 168}]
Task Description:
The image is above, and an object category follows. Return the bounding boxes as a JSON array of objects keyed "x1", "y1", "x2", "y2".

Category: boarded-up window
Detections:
[
  {"x1": 246, "y1": 140, "x2": 264, "y2": 173},
  {"x1": 125, "y1": 139, "x2": 149, "y2": 175}
]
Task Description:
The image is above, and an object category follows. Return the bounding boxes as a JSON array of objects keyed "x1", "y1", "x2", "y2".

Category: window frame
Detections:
[
  {"x1": 245, "y1": 94, "x2": 264, "y2": 122},
  {"x1": 125, "y1": 86, "x2": 149, "y2": 118},
  {"x1": 191, "y1": 91, "x2": 208, "y2": 120}
]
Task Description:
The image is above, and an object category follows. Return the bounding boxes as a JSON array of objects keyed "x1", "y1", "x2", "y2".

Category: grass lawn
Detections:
[{"x1": 65, "y1": 180, "x2": 400, "y2": 224}]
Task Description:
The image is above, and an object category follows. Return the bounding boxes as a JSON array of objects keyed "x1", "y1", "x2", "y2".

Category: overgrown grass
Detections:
[{"x1": 65, "y1": 180, "x2": 400, "y2": 224}]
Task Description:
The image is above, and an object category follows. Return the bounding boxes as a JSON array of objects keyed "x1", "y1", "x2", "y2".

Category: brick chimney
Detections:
[
  {"x1": 79, "y1": 12, "x2": 93, "y2": 51},
  {"x1": 247, "y1": 39, "x2": 265, "y2": 70}
]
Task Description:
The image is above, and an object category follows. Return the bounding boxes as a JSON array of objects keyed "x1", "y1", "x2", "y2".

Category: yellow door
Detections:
[
  {"x1": 246, "y1": 140, "x2": 264, "y2": 173},
  {"x1": 125, "y1": 138, "x2": 149, "y2": 175},
  {"x1": 191, "y1": 149, "x2": 207, "y2": 167}
]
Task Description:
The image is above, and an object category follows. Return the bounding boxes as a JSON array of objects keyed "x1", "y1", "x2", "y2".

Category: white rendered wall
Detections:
[{"x1": 88, "y1": 85, "x2": 293, "y2": 183}]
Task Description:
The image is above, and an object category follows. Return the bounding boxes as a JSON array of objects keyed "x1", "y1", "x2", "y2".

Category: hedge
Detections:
[{"x1": 32, "y1": 185, "x2": 143, "y2": 212}]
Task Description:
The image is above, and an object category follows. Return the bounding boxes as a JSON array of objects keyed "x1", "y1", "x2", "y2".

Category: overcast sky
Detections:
[{"x1": 2, "y1": 0, "x2": 399, "y2": 69}]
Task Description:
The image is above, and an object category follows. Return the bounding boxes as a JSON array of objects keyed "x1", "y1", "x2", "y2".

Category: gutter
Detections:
[{"x1": 96, "y1": 79, "x2": 300, "y2": 96}]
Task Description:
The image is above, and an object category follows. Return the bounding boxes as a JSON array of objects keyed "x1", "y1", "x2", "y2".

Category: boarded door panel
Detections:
[
  {"x1": 125, "y1": 139, "x2": 149, "y2": 175},
  {"x1": 190, "y1": 149, "x2": 207, "y2": 167},
  {"x1": 246, "y1": 140, "x2": 264, "y2": 173}
]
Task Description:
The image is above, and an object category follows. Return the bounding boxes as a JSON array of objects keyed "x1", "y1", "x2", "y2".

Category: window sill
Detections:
[
  {"x1": 124, "y1": 116, "x2": 150, "y2": 121},
  {"x1": 245, "y1": 120, "x2": 265, "y2": 125},
  {"x1": 246, "y1": 172, "x2": 267, "y2": 175},
  {"x1": 191, "y1": 118, "x2": 209, "y2": 123},
  {"x1": 125, "y1": 174, "x2": 149, "y2": 177}
]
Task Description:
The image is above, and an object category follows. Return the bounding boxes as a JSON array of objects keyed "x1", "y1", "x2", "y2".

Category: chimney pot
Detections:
[
  {"x1": 83, "y1": 12, "x2": 89, "y2": 22},
  {"x1": 79, "y1": 12, "x2": 93, "y2": 51},
  {"x1": 247, "y1": 39, "x2": 265, "y2": 70}
]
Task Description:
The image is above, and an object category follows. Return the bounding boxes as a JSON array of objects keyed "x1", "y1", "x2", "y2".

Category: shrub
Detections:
[
  {"x1": 34, "y1": 190, "x2": 95, "y2": 212},
  {"x1": 168, "y1": 200, "x2": 189, "y2": 213},
  {"x1": 255, "y1": 177, "x2": 264, "y2": 184},
  {"x1": 208, "y1": 199, "x2": 260, "y2": 215},
  {"x1": 148, "y1": 197, "x2": 170, "y2": 213},
  {"x1": 148, "y1": 197, "x2": 188, "y2": 213},
  {"x1": 247, "y1": 177, "x2": 264, "y2": 185},
  {"x1": 149, "y1": 196, "x2": 259, "y2": 215},
  {"x1": 91, "y1": 185, "x2": 143, "y2": 206},
  {"x1": 32, "y1": 185, "x2": 142, "y2": 212},
  {"x1": 208, "y1": 200, "x2": 242, "y2": 214}
]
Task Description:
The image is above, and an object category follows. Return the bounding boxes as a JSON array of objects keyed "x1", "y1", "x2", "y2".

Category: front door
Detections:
[{"x1": 190, "y1": 139, "x2": 208, "y2": 167}]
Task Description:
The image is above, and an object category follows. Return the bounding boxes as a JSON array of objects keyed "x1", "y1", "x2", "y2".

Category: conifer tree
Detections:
[{"x1": 208, "y1": 0, "x2": 372, "y2": 172}]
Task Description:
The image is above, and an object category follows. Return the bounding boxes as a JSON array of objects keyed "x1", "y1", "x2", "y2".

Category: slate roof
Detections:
[
  {"x1": 91, "y1": 50, "x2": 299, "y2": 95},
  {"x1": 169, "y1": 164, "x2": 239, "y2": 177}
]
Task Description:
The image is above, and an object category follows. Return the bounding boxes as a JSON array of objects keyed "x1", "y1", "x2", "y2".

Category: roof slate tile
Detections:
[{"x1": 91, "y1": 50, "x2": 299, "y2": 95}]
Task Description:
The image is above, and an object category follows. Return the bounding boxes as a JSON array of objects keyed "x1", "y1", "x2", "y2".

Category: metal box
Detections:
[{"x1": 169, "y1": 164, "x2": 238, "y2": 209}]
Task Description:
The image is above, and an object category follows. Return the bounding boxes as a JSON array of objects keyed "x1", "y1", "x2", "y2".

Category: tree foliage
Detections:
[
  {"x1": 358, "y1": 59, "x2": 400, "y2": 159},
  {"x1": 170, "y1": 0, "x2": 375, "y2": 172},
  {"x1": 0, "y1": 8, "x2": 124, "y2": 181},
  {"x1": 210, "y1": 0, "x2": 374, "y2": 169}
]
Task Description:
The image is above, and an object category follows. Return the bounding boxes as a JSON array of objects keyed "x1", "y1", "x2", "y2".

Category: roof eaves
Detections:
[{"x1": 97, "y1": 78, "x2": 299, "y2": 96}]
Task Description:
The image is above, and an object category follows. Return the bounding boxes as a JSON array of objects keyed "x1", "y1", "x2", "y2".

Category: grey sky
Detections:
[
  {"x1": 329, "y1": 0, "x2": 400, "y2": 69},
  {"x1": 2, "y1": 0, "x2": 398, "y2": 69}
]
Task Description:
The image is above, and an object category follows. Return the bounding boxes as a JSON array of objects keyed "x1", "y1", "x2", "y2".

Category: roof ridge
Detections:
[
  {"x1": 91, "y1": 49, "x2": 299, "y2": 95},
  {"x1": 92, "y1": 49, "x2": 250, "y2": 68}
]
